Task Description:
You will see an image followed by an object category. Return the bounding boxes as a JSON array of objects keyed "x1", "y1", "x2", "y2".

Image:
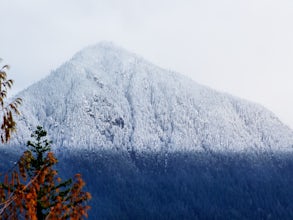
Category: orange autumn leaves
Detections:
[
  {"x1": 0, "y1": 62, "x2": 22, "y2": 143},
  {"x1": 0, "y1": 127, "x2": 91, "y2": 219}
]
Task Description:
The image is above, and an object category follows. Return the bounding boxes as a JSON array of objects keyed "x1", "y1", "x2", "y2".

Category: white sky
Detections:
[{"x1": 1, "y1": 0, "x2": 293, "y2": 128}]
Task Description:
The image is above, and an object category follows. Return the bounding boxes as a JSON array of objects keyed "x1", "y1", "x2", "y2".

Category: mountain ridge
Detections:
[{"x1": 5, "y1": 42, "x2": 293, "y2": 153}]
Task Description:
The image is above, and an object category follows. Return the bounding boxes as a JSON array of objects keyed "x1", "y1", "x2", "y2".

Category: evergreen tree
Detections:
[{"x1": 0, "y1": 126, "x2": 91, "y2": 219}]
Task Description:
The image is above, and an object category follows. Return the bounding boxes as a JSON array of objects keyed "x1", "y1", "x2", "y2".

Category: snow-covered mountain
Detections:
[{"x1": 8, "y1": 42, "x2": 293, "y2": 152}]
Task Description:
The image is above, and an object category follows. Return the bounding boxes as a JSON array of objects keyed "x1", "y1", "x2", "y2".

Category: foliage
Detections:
[
  {"x1": 0, "y1": 60, "x2": 22, "y2": 143},
  {"x1": 0, "y1": 126, "x2": 91, "y2": 219}
]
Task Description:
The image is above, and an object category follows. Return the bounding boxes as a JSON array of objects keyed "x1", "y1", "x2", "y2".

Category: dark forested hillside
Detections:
[{"x1": 2, "y1": 149, "x2": 293, "y2": 220}]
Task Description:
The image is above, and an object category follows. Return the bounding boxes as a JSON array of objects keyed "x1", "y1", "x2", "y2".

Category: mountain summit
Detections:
[{"x1": 10, "y1": 42, "x2": 293, "y2": 152}]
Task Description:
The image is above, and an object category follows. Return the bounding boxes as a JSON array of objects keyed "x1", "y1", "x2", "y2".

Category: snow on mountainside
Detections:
[{"x1": 7, "y1": 42, "x2": 293, "y2": 152}]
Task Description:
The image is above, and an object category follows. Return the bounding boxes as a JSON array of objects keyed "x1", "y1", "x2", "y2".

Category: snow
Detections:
[{"x1": 5, "y1": 42, "x2": 293, "y2": 153}]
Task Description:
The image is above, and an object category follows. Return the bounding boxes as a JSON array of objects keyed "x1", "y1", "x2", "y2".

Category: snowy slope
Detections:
[{"x1": 8, "y1": 42, "x2": 293, "y2": 152}]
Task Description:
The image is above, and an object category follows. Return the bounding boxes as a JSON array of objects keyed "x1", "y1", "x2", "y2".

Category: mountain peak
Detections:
[
  {"x1": 70, "y1": 41, "x2": 140, "y2": 66},
  {"x1": 76, "y1": 41, "x2": 122, "y2": 56},
  {"x1": 7, "y1": 43, "x2": 293, "y2": 153},
  {"x1": 87, "y1": 41, "x2": 120, "y2": 50}
]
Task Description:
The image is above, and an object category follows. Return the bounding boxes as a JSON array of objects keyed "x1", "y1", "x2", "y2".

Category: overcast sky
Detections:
[{"x1": 1, "y1": 0, "x2": 293, "y2": 128}]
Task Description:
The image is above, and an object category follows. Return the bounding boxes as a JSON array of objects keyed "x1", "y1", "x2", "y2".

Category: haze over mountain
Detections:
[{"x1": 7, "y1": 42, "x2": 293, "y2": 153}]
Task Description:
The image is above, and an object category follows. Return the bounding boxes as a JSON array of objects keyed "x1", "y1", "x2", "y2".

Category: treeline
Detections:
[{"x1": 54, "y1": 149, "x2": 293, "y2": 220}]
